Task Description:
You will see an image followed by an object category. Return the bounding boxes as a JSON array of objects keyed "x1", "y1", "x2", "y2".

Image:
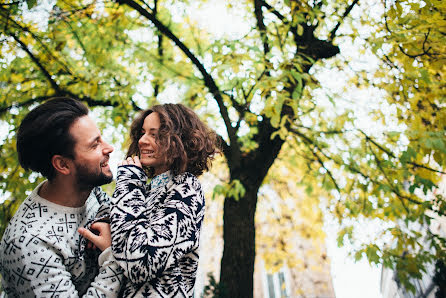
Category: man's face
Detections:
[{"x1": 69, "y1": 115, "x2": 114, "y2": 190}]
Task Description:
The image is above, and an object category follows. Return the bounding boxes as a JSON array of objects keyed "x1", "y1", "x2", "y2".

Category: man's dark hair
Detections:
[{"x1": 17, "y1": 97, "x2": 89, "y2": 180}]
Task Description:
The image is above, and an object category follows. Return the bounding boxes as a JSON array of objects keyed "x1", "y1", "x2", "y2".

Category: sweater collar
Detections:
[{"x1": 150, "y1": 171, "x2": 173, "y2": 189}]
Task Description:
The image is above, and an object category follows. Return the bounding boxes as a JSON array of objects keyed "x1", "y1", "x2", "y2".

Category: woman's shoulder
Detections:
[
  {"x1": 171, "y1": 172, "x2": 202, "y2": 192},
  {"x1": 172, "y1": 172, "x2": 199, "y2": 184}
]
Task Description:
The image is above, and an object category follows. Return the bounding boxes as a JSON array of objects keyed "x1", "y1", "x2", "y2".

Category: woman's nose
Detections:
[{"x1": 139, "y1": 134, "x2": 148, "y2": 145}]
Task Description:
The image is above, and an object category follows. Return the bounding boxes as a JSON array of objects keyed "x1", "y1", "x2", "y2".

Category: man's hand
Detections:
[
  {"x1": 78, "y1": 222, "x2": 111, "y2": 252},
  {"x1": 119, "y1": 155, "x2": 142, "y2": 167}
]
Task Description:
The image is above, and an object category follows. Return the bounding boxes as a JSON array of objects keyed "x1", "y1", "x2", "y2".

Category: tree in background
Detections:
[
  {"x1": 0, "y1": 0, "x2": 444, "y2": 297},
  {"x1": 355, "y1": 0, "x2": 446, "y2": 292}
]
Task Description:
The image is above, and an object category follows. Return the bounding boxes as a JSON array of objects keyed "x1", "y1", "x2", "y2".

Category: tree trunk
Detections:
[
  {"x1": 219, "y1": 121, "x2": 285, "y2": 297},
  {"x1": 219, "y1": 186, "x2": 258, "y2": 297}
]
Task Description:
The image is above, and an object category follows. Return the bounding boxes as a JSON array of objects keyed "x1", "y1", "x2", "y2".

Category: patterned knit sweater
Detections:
[
  {"x1": 110, "y1": 166, "x2": 205, "y2": 297},
  {"x1": 0, "y1": 182, "x2": 123, "y2": 297}
]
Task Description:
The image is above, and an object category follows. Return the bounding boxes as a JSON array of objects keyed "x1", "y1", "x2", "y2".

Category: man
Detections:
[{"x1": 0, "y1": 97, "x2": 123, "y2": 297}]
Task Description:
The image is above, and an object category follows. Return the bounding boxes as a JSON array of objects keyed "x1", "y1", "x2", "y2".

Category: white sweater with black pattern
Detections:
[
  {"x1": 0, "y1": 182, "x2": 124, "y2": 297},
  {"x1": 110, "y1": 165, "x2": 205, "y2": 298}
]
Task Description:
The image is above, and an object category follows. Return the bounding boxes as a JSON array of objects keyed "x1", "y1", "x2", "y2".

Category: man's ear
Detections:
[{"x1": 51, "y1": 155, "x2": 72, "y2": 176}]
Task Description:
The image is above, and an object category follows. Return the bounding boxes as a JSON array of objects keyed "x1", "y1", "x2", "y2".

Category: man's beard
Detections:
[{"x1": 74, "y1": 162, "x2": 113, "y2": 191}]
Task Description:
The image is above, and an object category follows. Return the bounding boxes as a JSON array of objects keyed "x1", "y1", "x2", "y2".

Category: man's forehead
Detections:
[{"x1": 69, "y1": 115, "x2": 100, "y2": 144}]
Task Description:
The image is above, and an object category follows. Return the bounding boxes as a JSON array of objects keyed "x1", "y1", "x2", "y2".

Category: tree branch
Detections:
[
  {"x1": 361, "y1": 130, "x2": 446, "y2": 175},
  {"x1": 254, "y1": 0, "x2": 270, "y2": 55},
  {"x1": 244, "y1": 70, "x2": 266, "y2": 103},
  {"x1": 291, "y1": 127, "x2": 441, "y2": 214},
  {"x1": 312, "y1": 147, "x2": 341, "y2": 193},
  {"x1": 367, "y1": 141, "x2": 411, "y2": 213},
  {"x1": 116, "y1": 0, "x2": 241, "y2": 160},
  {"x1": 153, "y1": 0, "x2": 162, "y2": 98},
  {"x1": 11, "y1": 33, "x2": 62, "y2": 93},
  {"x1": 0, "y1": 6, "x2": 73, "y2": 75},
  {"x1": 259, "y1": 0, "x2": 288, "y2": 24},
  {"x1": 0, "y1": 93, "x2": 119, "y2": 114},
  {"x1": 329, "y1": 0, "x2": 359, "y2": 41},
  {"x1": 398, "y1": 30, "x2": 432, "y2": 59},
  {"x1": 2, "y1": 30, "x2": 119, "y2": 114}
]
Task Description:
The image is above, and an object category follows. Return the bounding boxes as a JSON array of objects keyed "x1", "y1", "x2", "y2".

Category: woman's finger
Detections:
[{"x1": 133, "y1": 156, "x2": 142, "y2": 167}]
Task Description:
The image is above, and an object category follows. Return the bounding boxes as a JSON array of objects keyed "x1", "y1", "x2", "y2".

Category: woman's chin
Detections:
[{"x1": 140, "y1": 161, "x2": 151, "y2": 167}]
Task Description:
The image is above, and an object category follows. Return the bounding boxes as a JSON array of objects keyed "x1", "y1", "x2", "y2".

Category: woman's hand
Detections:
[
  {"x1": 119, "y1": 155, "x2": 142, "y2": 168},
  {"x1": 78, "y1": 222, "x2": 111, "y2": 252}
]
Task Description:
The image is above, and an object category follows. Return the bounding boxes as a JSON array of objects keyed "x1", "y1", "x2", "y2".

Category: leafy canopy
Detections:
[{"x1": 0, "y1": 0, "x2": 444, "y2": 293}]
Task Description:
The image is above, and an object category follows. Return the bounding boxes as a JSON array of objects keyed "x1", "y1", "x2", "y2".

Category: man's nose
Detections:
[{"x1": 103, "y1": 141, "x2": 114, "y2": 154}]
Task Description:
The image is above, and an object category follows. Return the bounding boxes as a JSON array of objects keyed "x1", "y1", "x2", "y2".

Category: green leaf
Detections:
[
  {"x1": 26, "y1": 0, "x2": 37, "y2": 9},
  {"x1": 337, "y1": 226, "x2": 354, "y2": 247},
  {"x1": 420, "y1": 68, "x2": 431, "y2": 83},
  {"x1": 400, "y1": 147, "x2": 417, "y2": 165},
  {"x1": 212, "y1": 180, "x2": 246, "y2": 201}
]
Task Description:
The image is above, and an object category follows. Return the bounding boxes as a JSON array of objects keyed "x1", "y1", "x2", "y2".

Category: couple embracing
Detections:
[{"x1": 0, "y1": 97, "x2": 219, "y2": 297}]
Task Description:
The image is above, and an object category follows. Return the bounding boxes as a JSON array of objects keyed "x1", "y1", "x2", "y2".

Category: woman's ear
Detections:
[{"x1": 51, "y1": 155, "x2": 72, "y2": 176}]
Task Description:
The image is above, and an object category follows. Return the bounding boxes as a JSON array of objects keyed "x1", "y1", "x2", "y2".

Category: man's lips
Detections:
[{"x1": 100, "y1": 158, "x2": 109, "y2": 168}]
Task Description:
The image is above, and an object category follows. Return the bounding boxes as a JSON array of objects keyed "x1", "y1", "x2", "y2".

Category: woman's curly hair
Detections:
[{"x1": 127, "y1": 103, "x2": 220, "y2": 177}]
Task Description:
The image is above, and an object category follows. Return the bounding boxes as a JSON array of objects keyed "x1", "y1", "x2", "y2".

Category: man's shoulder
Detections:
[
  {"x1": 7, "y1": 193, "x2": 57, "y2": 224},
  {"x1": 5, "y1": 195, "x2": 45, "y2": 227},
  {"x1": 1, "y1": 192, "x2": 97, "y2": 250},
  {"x1": 1, "y1": 195, "x2": 57, "y2": 246}
]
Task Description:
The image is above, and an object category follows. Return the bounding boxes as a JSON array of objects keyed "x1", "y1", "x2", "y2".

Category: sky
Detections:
[{"x1": 324, "y1": 214, "x2": 383, "y2": 298}]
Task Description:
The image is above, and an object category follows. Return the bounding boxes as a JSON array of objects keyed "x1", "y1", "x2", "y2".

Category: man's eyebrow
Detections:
[{"x1": 88, "y1": 136, "x2": 101, "y2": 146}]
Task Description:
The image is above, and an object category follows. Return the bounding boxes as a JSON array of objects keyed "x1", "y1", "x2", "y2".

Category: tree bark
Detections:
[
  {"x1": 220, "y1": 120, "x2": 285, "y2": 297},
  {"x1": 220, "y1": 187, "x2": 258, "y2": 297}
]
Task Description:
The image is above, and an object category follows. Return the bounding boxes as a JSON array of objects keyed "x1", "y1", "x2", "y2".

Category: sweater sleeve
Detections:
[
  {"x1": 110, "y1": 166, "x2": 204, "y2": 285},
  {"x1": 0, "y1": 234, "x2": 123, "y2": 297},
  {"x1": 91, "y1": 186, "x2": 112, "y2": 223}
]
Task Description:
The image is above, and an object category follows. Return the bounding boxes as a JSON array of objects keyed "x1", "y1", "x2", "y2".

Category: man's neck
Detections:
[{"x1": 39, "y1": 179, "x2": 92, "y2": 208}]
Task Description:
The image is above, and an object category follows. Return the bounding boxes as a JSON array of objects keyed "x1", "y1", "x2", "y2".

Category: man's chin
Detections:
[
  {"x1": 91, "y1": 172, "x2": 113, "y2": 187},
  {"x1": 102, "y1": 168, "x2": 113, "y2": 179},
  {"x1": 102, "y1": 173, "x2": 113, "y2": 185}
]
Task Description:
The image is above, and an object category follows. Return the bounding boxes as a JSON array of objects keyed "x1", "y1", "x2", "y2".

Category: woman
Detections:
[{"x1": 110, "y1": 104, "x2": 218, "y2": 297}]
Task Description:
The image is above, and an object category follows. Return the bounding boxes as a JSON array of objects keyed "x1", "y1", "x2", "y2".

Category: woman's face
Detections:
[{"x1": 138, "y1": 112, "x2": 169, "y2": 176}]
